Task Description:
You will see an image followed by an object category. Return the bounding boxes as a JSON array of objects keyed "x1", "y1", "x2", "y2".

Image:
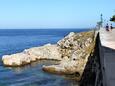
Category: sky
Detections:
[{"x1": 0, "y1": 0, "x2": 115, "y2": 29}]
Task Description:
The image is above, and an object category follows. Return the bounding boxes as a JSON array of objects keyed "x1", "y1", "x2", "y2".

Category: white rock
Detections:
[
  {"x1": 67, "y1": 32, "x2": 75, "y2": 38},
  {"x1": 2, "y1": 53, "x2": 30, "y2": 66},
  {"x1": 2, "y1": 44, "x2": 62, "y2": 66}
]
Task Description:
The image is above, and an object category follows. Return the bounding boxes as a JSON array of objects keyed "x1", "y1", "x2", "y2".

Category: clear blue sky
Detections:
[{"x1": 0, "y1": 0, "x2": 115, "y2": 29}]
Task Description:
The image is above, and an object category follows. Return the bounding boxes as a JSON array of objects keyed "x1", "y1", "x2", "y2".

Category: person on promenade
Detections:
[
  {"x1": 110, "y1": 24, "x2": 113, "y2": 30},
  {"x1": 106, "y1": 23, "x2": 109, "y2": 31}
]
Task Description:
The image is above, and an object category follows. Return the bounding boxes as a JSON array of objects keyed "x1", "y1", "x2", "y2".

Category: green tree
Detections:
[{"x1": 110, "y1": 15, "x2": 115, "y2": 22}]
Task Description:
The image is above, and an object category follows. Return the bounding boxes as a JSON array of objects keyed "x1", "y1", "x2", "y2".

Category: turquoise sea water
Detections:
[{"x1": 0, "y1": 29, "x2": 90, "y2": 86}]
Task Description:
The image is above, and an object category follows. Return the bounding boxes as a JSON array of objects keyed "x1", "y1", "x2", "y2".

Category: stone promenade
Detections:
[{"x1": 100, "y1": 28, "x2": 115, "y2": 86}]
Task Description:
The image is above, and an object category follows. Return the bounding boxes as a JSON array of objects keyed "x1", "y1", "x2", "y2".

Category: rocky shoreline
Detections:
[{"x1": 2, "y1": 30, "x2": 96, "y2": 81}]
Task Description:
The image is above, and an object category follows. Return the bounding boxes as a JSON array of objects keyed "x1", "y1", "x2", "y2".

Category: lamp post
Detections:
[{"x1": 100, "y1": 14, "x2": 103, "y2": 27}]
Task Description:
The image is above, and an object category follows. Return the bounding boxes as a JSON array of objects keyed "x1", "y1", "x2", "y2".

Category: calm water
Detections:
[{"x1": 0, "y1": 29, "x2": 90, "y2": 86}]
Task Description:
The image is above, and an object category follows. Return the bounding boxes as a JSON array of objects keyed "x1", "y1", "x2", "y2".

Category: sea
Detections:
[{"x1": 0, "y1": 29, "x2": 90, "y2": 86}]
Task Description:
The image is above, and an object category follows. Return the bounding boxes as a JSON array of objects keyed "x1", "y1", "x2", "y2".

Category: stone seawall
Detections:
[{"x1": 80, "y1": 33, "x2": 104, "y2": 86}]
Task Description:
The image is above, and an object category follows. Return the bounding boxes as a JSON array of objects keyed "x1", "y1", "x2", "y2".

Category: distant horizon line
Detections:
[{"x1": 0, "y1": 27, "x2": 94, "y2": 29}]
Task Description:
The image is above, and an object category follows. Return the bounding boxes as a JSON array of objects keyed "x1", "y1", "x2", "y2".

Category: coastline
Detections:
[{"x1": 2, "y1": 30, "x2": 96, "y2": 81}]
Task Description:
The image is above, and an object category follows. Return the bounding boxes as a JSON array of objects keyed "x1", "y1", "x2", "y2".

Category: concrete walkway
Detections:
[
  {"x1": 100, "y1": 28, "x2": 115, "y2": 49},
  {"x1": 100, "y1": 28, "x2": 115, "y2": 86}
]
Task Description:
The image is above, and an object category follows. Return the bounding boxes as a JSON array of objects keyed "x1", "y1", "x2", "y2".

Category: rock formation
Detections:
[
  {"x1": 42, "y1": 31, "x2": 96, "y2": 81},
  {"x1": 2, "y1": 44, "x2": 62, "y2": 66},
  {"x1": 2, "y1": 30, "x2": 96, "y2": 81}
]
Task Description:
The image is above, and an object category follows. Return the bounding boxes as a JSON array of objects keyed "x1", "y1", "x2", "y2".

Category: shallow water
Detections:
[
  {"x1": 0, "y1": 60, "x2": 79, "y2": 86},
  {"x1": 0, "y1": 29, "x2": 90, "y2": 86}
]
